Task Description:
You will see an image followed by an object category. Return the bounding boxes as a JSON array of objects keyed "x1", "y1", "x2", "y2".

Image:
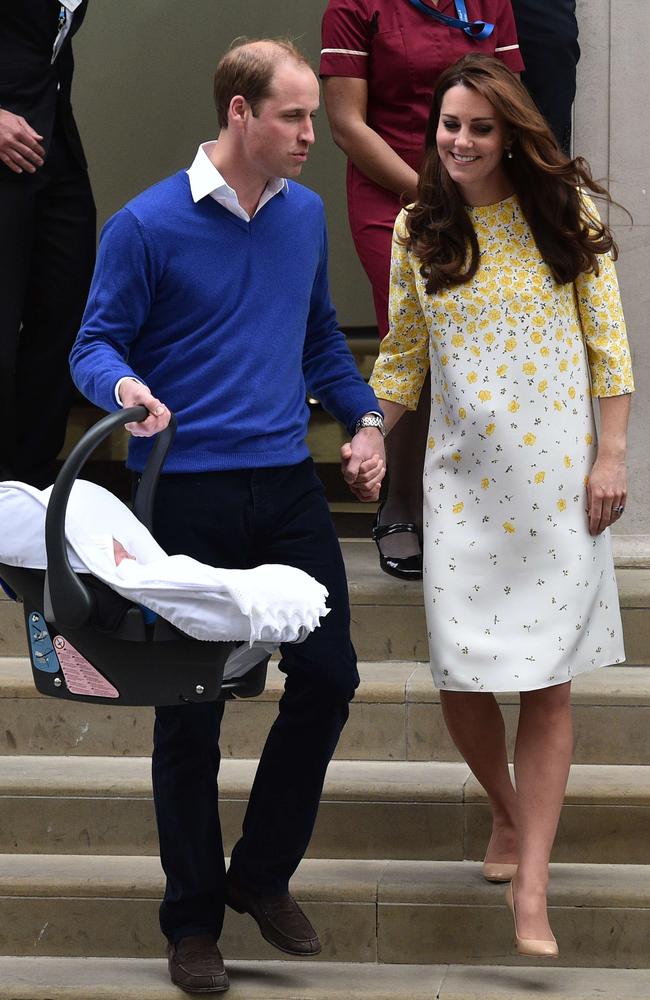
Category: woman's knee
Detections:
[
  {"x1": 440, "y1": 688, "x2": 501, "y2": 717},
  {"x1": 520, "y1": 681, "x2": 571, "y2": 712}
]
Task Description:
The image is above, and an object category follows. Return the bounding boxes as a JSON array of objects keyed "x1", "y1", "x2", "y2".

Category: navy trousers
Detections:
[
  {"x1": 149, "y1": 459, "x2": 359, "y2": 943},
  {"x1": 512, "y1": 0, "x2": 580, "y2": 154}
]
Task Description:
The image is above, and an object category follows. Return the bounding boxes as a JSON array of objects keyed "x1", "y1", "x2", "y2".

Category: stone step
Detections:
[
  {"x1": 0, "y1": 856, "x2": 648, "y2": 968},
  {"x1": 3, "y1": 957, "x2": 648, "y2": 1000},
  {"x1": 3, "y1": 541, "x2": 648, "y2": 661},
  {"x1": 3, "y1": 658, "x2": 650, "y2": 766},
  {"x1": 0, "y1": 755, "x2": 648, "y2": 864},
  {"x1": 0, "y1": 958, "x2": 439, "y2": 1000}
]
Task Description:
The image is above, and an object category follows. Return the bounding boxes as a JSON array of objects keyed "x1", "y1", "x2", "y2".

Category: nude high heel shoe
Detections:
[
  {"x1": 482, "y1": 834, "x2": 518, "y2": 882},
  {"x1": 483, "y1": 860, "x2": 518, "y2": 883},
  {"x1": 505, "y1": 882, "x2": 559, "y2": 959}
]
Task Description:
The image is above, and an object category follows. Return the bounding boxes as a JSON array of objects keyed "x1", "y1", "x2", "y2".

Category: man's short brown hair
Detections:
[{"x1": 213, "y1": 38, "x2": 311, "y2": 129}]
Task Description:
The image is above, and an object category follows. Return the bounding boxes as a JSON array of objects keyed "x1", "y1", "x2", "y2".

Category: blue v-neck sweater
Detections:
[{"x1": 70, "y1": 171, "x2": 378, "y2": 473}]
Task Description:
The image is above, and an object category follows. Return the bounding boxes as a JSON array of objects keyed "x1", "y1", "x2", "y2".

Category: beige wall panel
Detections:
[
  {"x1": 574, "y1": 0, "x2": 610, "y2": 196},
  {"x1": 611, "y1": 225, "x2": 650, "y2": 535},
  {"x1": 609, "y1": 0, "x2": 650, "y2": 226},
  {"x1": 72, "y1": 0, "x2": 374, "y2": 325}
]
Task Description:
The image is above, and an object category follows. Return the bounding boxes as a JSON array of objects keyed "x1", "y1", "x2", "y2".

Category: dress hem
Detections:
[{"x1": 430, "y1": 651, "x2": 626, "y2": 694}]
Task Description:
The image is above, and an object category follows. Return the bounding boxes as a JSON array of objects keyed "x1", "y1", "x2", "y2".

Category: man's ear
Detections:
[{"x1": 228, "y1": 95, "x2": 250, "y2": 126}]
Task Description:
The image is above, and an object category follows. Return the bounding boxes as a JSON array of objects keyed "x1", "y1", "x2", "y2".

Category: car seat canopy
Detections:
[{"x1": 0, "y1": 479, "x2": 330, "y2": 644}]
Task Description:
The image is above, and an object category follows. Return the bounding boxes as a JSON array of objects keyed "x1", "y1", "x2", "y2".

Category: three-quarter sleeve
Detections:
[
  {"x1": 493, "y1": 0, "x2": 525, "y2": 73},
  {"x1": 370, "y1": 211, "x2": 430, "y2": 409},
  {"x1": 574, "y1": 198, "x2": 635, "y2": 398},
  {"x1": 320, "y1": 0, "x2": 371, "y2": 80}
]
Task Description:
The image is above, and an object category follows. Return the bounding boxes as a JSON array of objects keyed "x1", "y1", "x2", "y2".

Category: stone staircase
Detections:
[{"x1": 1, "y1": 534, "x2": 650, "y2": 996}]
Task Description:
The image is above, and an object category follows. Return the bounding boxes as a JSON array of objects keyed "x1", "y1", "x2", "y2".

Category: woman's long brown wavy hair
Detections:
[{"x1": 406, "y1": 54, "x2": 619, "y2": 294}]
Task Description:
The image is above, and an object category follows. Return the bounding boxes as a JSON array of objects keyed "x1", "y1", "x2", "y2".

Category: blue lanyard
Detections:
[{"x1": 407, "y1": 0, "x2": 494, "y2": 40}]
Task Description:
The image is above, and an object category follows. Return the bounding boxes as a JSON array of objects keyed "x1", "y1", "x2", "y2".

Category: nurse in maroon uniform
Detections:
[{"x1": 321, "y1": 0, "x2": 523, "y2": 578}]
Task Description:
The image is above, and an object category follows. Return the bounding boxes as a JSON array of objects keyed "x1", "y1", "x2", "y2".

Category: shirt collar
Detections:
[{"x1": 187, "y1": 141, "x2": 287, "y2": 208}]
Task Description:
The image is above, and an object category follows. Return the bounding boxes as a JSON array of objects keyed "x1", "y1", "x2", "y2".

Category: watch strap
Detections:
[{"x1": 354, "y1": 413, "x2": 386, "y2": 436}]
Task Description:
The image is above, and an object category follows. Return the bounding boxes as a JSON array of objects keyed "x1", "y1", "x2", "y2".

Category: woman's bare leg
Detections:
[
  {"x1": 440, "y1": 690, "x2": 518, "y2": 862},
  {"x1": 512, "y1": 680, "x2": 573, "y2": 941},
  {"x1": 377, "y1": 374, "x2": 430, "y2": 560}
]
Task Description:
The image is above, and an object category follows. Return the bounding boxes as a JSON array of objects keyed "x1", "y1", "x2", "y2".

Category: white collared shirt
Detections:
[{"x1": 186, "y1": 141, "x2": 287, "y2": 221}]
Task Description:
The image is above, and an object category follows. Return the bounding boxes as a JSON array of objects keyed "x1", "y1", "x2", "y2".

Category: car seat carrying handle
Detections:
[{"x1": 43, "y1": 406, "x2": 177, "y2": 629}]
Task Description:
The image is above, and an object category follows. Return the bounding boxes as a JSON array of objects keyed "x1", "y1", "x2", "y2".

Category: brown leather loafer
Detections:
[
  {"x1": 167, "y1": 935, "x2": 229, "y2": 993},
  {"x1": 225, "y1": 872, "x2": 321, "y2": 956}
]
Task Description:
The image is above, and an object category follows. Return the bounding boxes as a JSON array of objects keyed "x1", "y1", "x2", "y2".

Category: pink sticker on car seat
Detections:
[{"x1": 53, "y1": 635, "x2": 120, "y2": 699}]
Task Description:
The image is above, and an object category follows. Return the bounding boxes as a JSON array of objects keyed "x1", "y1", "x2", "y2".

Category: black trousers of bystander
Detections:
[
  {"x1": 512, "y1": 0, "x2": 580, "y2": 154},
  {"x1": 0, "y1": 125, "x2": 95, "y2": 487}
]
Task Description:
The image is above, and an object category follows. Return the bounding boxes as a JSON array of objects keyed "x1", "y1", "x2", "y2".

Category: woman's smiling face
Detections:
[{"x1": 436, "y1": 83, "x2": 513, "y2": 205}]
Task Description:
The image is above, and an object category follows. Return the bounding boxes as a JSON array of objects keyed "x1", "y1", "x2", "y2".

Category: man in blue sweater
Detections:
[{"x1": 70, "y1": 39, "x2": 385, "y2": 994}]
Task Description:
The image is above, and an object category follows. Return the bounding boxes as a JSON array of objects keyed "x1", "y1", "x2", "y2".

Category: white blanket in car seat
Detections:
[{"x1": 0, "y1": 480, "x2": 330, "y2": 646}]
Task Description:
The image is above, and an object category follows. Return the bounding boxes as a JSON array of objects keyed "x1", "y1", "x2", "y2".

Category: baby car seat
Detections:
[{"x1": 0, "y1": 407, "x2": 268, "y2": 706}]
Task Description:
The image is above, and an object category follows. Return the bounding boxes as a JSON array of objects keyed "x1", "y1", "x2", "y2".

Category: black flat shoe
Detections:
[{"x1": 372, "y1": 503, "x2": 423, "y2": 580}]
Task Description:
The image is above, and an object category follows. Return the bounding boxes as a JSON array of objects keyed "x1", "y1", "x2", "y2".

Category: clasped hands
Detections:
[{"x1": 341, "y1": 429, "x2": 386, "y2": 503}]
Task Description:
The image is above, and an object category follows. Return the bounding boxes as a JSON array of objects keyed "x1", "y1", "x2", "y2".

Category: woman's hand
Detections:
[
  {"x1": 586, "y1": 455, "x2": 627, "y2": 535},
  {"x1": 586, "y1": 393, "x2": 632, "y2": 535}
]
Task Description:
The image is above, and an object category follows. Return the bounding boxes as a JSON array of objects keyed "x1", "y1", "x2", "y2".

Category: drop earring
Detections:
[{"x1": 506, "y1": 148, "x2": 513, "y2": 159}]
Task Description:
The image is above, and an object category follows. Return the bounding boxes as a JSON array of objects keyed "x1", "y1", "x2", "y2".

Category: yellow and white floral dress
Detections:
[{"x1": 370, "y1": 195, "x2": 634, "y2": 692}]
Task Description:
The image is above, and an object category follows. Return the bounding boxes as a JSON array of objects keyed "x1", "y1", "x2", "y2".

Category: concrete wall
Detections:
[
  {"x1": 573, "y1": 0, "x2": 650, "y2": 535},
  {"x1": 72, "y1": 0, "x2": 648, "y2": 533}
]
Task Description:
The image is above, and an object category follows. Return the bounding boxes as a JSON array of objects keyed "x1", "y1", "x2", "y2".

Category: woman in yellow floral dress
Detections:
[{"x1": 369, "y1": 54, "x2": 634, "y2": 958}]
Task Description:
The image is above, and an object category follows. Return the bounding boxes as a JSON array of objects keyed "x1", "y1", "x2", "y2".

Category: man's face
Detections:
[{"x1": 242, "y1": 62, "x2": 320, "y2": 181}]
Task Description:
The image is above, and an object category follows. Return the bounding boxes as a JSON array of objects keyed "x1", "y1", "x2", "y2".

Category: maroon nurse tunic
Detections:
[{"x1": 320, "y1": 0, "x2": 524, "y2": 335}]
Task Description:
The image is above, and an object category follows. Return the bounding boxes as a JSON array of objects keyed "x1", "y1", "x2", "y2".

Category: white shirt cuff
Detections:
[{"x1": 114, "y1": 376, "x2": 147, "y2": 407}]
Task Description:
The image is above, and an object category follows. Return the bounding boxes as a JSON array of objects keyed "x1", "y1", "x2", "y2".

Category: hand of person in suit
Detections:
[{"x1": 0, "y1": 109, "x2": 45, "y2": 173}]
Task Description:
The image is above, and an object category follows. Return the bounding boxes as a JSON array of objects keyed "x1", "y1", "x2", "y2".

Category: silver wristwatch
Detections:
[{"x1": 354, "y1": 412, "x2": 386, "y2": 437}]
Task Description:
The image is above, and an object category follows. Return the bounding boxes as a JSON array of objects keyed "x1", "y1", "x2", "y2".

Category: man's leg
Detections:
[
  {"x1": 152, "y1": 699, "x2": 227, "y2": 942},
  {"x1": 150, "y1": 471, "x2": 256, "y2": 944},
  {"x1": 151, "y1": 463, "x2": 356, "y2": 960},
  {"x1": 13, "y1": 133, "x2": 95, "y2": 488},
  {"x1": 150, "y1": 470, "x2": 260, "y2": 992},
  {"x1": 228, "y1": 460, "x2": 358, "y2": 901}
]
